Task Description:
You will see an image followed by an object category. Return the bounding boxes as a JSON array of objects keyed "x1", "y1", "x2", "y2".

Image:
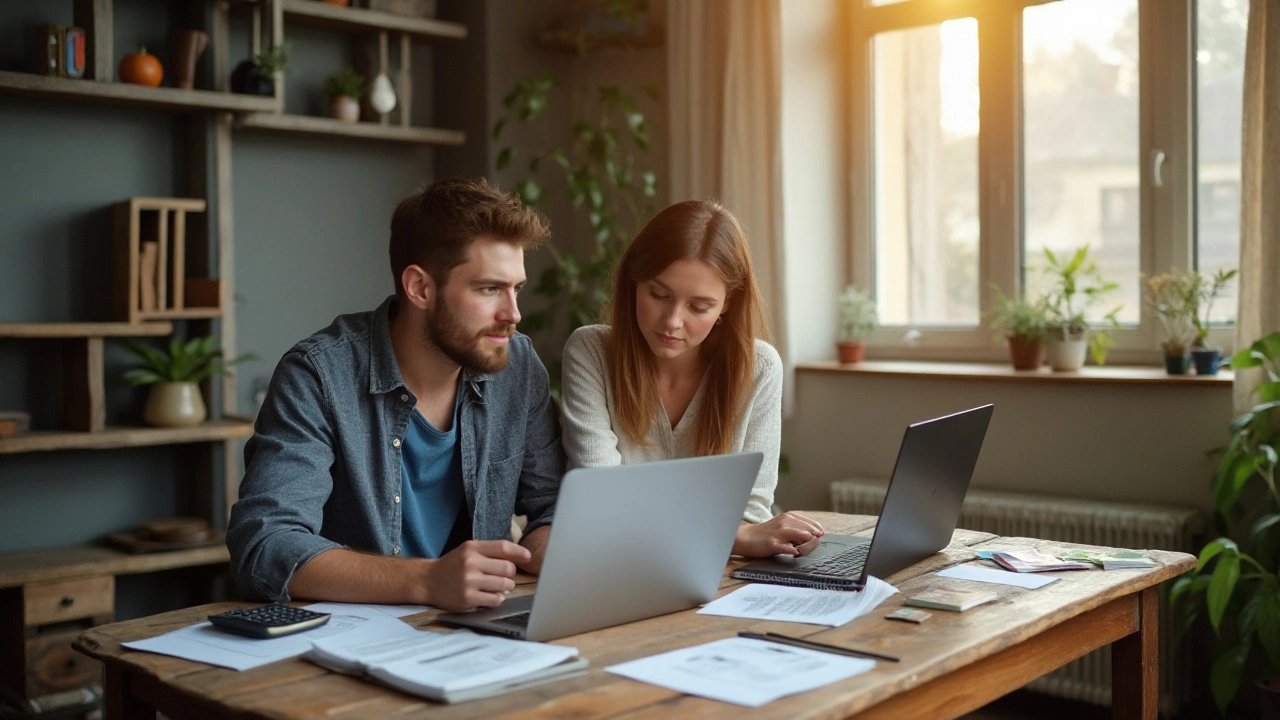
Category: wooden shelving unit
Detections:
[
  {"x1": 236, "y1": 111, "x2": 465, "y2": 145},
  {"x1": 0, "y1": 71, "x2": 280, "y2": 113},
  {"x1": 0, "y1": 420, "x2": 255, "y2": 455},
  {"x1": 281, "y1": 0, "x2": 466, "y2": 40},
  {"x1": 0, "y1": 544, "x2": 230, "y2": 589},
  {"x1": 0, "y1": 322, "x2": 172, "y2": 339}
]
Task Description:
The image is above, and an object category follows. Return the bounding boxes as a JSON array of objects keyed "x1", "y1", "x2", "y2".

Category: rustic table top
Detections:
[{"x1": 75, "y1": 512, "x2": 1195, "y2": 719}]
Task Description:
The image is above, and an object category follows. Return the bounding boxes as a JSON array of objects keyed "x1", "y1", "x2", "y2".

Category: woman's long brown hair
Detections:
[{"x1": 606, "y1": 200, "x2": 768, "y2": 456}]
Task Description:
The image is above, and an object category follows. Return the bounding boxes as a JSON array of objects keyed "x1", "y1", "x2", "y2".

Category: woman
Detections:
[{"x1": 559, "y1": 200, "x2": 825, "y2": 558}]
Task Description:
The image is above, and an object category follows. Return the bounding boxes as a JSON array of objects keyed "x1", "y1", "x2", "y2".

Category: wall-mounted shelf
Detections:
[
  {"x1": 0, "y1": 544, "x2": 230, "y2": 589},
  {"x1": 0, "y1": 420, "x2": 255, "y2": 455},
  {"x1": 0, "y1": 71, "x2": 280, "y2": 114},
  {"x1": 236, "y1": 111, "x2": 465, "y2": 145},
  {"x1": 281, "y1": 0, "x2": 467, "y2": 40},
  {"x1": 0, "y1": 322, "x2": 173, "y2": 339}
]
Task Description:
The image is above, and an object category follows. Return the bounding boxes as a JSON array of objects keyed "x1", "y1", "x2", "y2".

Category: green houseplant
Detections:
[
  {"x1": 123, "y1": 336, "x2": 255, "y2": 427},
  {"x1": 1191, "y1": 268, "x2": 1239, "y2": 376},
  {"x1": 231, "y1": 43, "x2": 291, "y2": 96},
  {"x1": 987, "y1": 286, "x2": 1051, "y2": 370},
  {"x1": 1143, "y1": 271, "x2": 1200, "y2": 374},
  {"x1": 1039, "y1": 245, "x2": 1121, "y2": 371},
  {"x1": 323, "y1": 67, "x2": 365, "y2": 124},
  {"x1": 836, "y1": 286, "x2": 877, "y2": 364},
  {"x1": 1172, "y1": 331, "x2": 1280, "y2": 715}
]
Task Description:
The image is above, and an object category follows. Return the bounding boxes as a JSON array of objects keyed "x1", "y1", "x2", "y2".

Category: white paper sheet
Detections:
[
  {"x1": 123, "y1": 603, "x2": 425, "y2": 671},
  {"x1": 367, "y1": 630, "x2": 579, "y2": 695},
  {"x1": 697, "y1": 577, "x2": 898, "y2": 627},
  {"x1": 937, "y1": 564, "x2": 1058, "y2": 589},
  {"x1": 606, "y1": 637, "x2": 874, "y2": 707}
]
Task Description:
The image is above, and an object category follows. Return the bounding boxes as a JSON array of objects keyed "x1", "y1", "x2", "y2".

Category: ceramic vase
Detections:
[
  {"x1": 370, "y1": 73, "x2": 397, "y2": 114},
  {"x1": 144, "y1": 382, "x2": 207, "y2": 427},
  {"x1": 330, "y1": 95, "x2": 360, "y2": 123},
  {"x1": 170, "y1": 30, "x2": 209, "y2": 90}
]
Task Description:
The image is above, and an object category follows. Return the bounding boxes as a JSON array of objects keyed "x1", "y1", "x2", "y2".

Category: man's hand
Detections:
[
  {"x1": 423, "y1": 540, "x2": 530, "y2": 611},
  {"x1": 516, "y1": 525, "x2": 551, "y2": 575},
  {"x1": 732, "y1": 512, "x2": 826, "y2": 558}
]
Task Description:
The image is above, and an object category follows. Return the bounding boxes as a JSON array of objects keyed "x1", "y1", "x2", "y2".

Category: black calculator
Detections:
[{"x1": 207, "y1": 604, "x2": 332, "y2": 638}]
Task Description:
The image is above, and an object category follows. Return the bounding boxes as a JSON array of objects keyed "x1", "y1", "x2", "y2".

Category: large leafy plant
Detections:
[
  {"x1": 1172, "y1": 331, "x2": 1280, "y2": 714},
  {"x1": 1040, "y1": 245, "x2": 1121, "y2": 363},
  {"x1": 123, "y1": 336, "x2": 255, "y2": 386}
]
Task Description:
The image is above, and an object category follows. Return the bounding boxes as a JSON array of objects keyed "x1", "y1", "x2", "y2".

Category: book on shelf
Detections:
[
  {"x1": 1058, "y1": 549, "x2": 1158, "y2": 570},
  {"x1": 306, "y1": 622, "x2": 586, "y2": 704},
  {"x1": 979, "y1": 549, "x2": 1093, "y2": 573},
  {"x1": 904, "y1": 586, "x2": 997, "y2": 612}
]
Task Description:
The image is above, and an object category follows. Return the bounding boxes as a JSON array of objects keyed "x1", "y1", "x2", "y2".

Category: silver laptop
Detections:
[
  {"x1": 437, "y1": 452, "x2": 763, "y2": 641},
  {"x1": 732, "y1": 404, "x2": 993, "y2": 590}
]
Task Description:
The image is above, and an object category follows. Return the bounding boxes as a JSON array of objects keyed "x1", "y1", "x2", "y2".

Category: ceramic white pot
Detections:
[
  {"x1": 329, "y1": 95, "x2": 360, "y2": 123},
  {"x1": 1046, "y1": 336, "x2": 1088, "y2": 371},
  {"x1": 144, "y1": 382, "x2": 207, "y2": 427},
  {"x1": 370, "y1": 73, "x2": 397, "y2": 114}
]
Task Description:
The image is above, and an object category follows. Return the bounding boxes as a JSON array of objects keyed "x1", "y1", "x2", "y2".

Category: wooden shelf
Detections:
[
  {"x1": 0, "y1": 544, "x2": 229, "y2": 589},
  {"x1": 236, "y1": 112, "x2": 465, "y2": 145},
  {"x1": 134, "y1": 308, "x2": 223, "y2": 321},
  {"x1": 796, "y1": 360, "x2": 1235, "y2": 387},
  {"x1": 0, "y1": 419, "x2": 255, "y2": 454},
  {"x1": 0, "y1": 322, "x2": 173, "y2": 338},
  {"x1": 281, "y1": 0, "x2": 467, "y2": 40},
  {"x1": 0, "y1": 71, "x2": 280, "y2": 113}
]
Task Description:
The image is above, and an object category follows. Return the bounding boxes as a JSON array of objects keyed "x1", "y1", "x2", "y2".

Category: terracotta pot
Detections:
[
  {"x1": 329, "y1": 95, "x2": 360, "y2": 123},
  {"x1": 1006, "y1": 335, "x2": 1046, "y2": 370},
  {"x1": 144, "y1": 382, "x2": 207, "y2": 427},
  {"x1": 836, "y1": 341, "x2": 865, "y2": 364}
]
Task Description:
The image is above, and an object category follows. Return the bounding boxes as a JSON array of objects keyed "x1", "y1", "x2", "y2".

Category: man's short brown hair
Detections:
[{"x1": 389, "y1": 178, "x2": 550, "y2": 296}]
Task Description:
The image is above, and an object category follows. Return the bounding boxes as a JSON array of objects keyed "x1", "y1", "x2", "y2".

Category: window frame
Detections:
[{"x1": 846, "y1": 0, "x2": 1235, "y2": 364}]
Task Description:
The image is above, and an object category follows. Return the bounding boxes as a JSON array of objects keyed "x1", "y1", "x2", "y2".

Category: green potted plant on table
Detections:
[
  {"x1": 1172, "y1": 331, "x2": 1280, "y2": 715},
  {"x1": 1039, "y1": 245, "x2": 1120, "y2": 371},
  {"x1": 836, "y1": 286, "x2": 878, "y2": 364},
  {"x1": 123, "y1": 336, "x2": 255, "y2": 427},
  {"x1": 1191, "y1": 269, "x2": 1239, "y2": 376},
  {"x1": 987, "y1": 286, "x2": 1051, "y2": 370},
  {"x1": 1143, "y1": 271, "x2": 1200, "y2": 375},
  {"x1": 323, "y1": 67, "x2": 365, "y2": 124}
]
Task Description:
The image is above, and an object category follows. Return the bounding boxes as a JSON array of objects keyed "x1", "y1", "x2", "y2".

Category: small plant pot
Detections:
[
  {"x1": 1006, "y1": 335, "x2": 1046, "y2": 370},
  {"x1": 144, "y1": 382, "x2": 207, "y2": 427},
  {"x1": 1164, "y1": 353, "x2": 1192, "y2": 375},
  {"x1": 1045, "y1": 334, "x2": 1087, "y2": 372},
  {"x1": 329, "y1": 95, "x2": 360, "y2": 123},
  {"x1": 836, "y1": 341, "x2": 866, "y2": 364},
  {"x1": 230, "y1": 60, "x2": 275, "y2": 96},
  {"x1": 1192, "y1": 347, "x2": 1223, "y2": 375}
]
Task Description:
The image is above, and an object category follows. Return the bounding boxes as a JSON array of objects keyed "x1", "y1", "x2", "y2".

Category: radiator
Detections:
[{"x1": 830, "y1": 479, "x2": 1204, "y2": 715}]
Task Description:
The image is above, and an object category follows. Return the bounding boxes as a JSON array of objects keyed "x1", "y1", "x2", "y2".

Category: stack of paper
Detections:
[
  {"x1": 979, "y1": 549, "x2": 1092, "y2": 573},
  {"x1": 904, "y1": 586, "x2": 996, "y2": 612},
  {"x1": 307, "y1": 626, "x2": 586, "y2": 704},
  {"x1": 697, "y1": 576, "x2": 898, "y2": 626},
  {"x1": 1059, "y1": 549, "x2": 1158, "y2": 569}
]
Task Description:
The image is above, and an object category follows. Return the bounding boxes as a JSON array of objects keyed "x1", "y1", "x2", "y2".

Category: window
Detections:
[{"x1": 849, "y1": 0, "x2": 1243, "y2": 361}]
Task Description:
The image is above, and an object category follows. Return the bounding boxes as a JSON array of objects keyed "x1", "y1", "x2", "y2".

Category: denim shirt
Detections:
[{"x1": 227, "y1": 296, "x2": 565, "y2": 601}]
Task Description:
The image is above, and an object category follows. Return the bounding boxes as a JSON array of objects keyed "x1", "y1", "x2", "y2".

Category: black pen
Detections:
[{"x1": 737, "y1": 631, "x2": 900, "y2": 663}]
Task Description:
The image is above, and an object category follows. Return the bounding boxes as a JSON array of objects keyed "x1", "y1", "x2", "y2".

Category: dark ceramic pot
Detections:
[
  {"x1": 1192, "y1": 347, "x2": 1223, "y2": 375},
  {"x1": 231, "y1": 60, "x2": 274, "y2": 96},
  {"x1": 1164, "y1": 354, "x2": 1192, "y2": 375}
]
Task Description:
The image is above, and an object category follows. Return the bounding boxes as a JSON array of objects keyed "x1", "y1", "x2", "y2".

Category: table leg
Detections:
[
  {"x1": 1111, "y1": 586, "x2": 1159, "y2": 720},
  {"x1": 105, "y1": 665, "x2": 155, "y2": 720}
]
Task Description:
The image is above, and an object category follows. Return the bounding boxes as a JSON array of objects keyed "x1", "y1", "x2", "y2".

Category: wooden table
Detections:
[{"x1": 74, "y1": 512, "x2": 1195, "y2": 719}]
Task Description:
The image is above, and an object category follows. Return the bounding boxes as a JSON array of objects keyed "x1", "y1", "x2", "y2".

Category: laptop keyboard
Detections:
[
  {"x1": 803, "y1": 544, "x2": 870, "y2": 577},
  {"x1": 492, "y1": 610, "x2": 531, "y2": 627}
]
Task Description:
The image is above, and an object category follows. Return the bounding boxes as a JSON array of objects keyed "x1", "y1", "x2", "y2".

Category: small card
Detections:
[{"x1": 885, "y1": 608, "x2": 931, "y2": 623}]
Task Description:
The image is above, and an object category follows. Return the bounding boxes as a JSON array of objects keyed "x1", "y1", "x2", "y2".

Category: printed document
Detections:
[
  {"x1": 937, "y1": 564, "x2": 1057, "y2": 589},
  {"x1": 606, "y1": 636, "x2": 874, "y2": 707},
  {"x1": 697, "y1": 576, "x2": 898, "y2": 626},
  {"x1": 122, "y1": 603, "x2": 425, "y2": 671}
]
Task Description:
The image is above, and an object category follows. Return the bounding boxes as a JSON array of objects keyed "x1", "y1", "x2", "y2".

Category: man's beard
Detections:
[{"x1": 424, "y1": 298, "x2": 516, "y2": 374}]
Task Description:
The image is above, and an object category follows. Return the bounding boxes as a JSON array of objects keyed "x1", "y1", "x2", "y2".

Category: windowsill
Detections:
[{"x1": 795, "y1": 360, "x2": 1234, "y2": 387}]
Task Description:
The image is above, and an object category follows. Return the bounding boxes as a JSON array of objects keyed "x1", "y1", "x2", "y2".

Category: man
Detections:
[{"x1": 228, "y1": 178, "x2": 563, "y2": 611}]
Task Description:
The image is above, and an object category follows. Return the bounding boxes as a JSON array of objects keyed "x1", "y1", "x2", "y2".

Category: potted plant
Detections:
[
  {"x1": 123, "y1": 336, "x2": 255, "y2": 427},
  {"x1": 1172, "y1": 331, "x2": 1280, "y2": 716},
  {"x1": 1191, "y1": 268, "x2": 1239, "y2": 376},
  {"x1": 836, "y1": 286, "x2": 877, "y2": 364},
  {"x1": 1143, "y1": 271, "x2": 1200, "y2": 374},
  {"x1": 987, "y1": 286, "x2": 1051, "y2": 370},
  {"x1": 1040, "y1": 245, "x2": 1121, "y2": 371},
  {"x1": 322, "y1": 67, "x2": 365, "y2": 124},
  {"x1": 231, "y1": 44, "x2": 290, "y2": 96}
]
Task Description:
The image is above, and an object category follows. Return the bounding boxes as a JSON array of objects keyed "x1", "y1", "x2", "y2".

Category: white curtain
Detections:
[
  {"x1": 667, "y1": 0, "x2": 791, "y2": 412},
  {"x1": 1235, "y1": 0, "x2": 1280, "y2": 413}
]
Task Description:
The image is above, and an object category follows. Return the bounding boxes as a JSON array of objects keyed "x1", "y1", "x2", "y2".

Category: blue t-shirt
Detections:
[{"x1": 399, "y1": 398, "x2": 464, "y2": 559}]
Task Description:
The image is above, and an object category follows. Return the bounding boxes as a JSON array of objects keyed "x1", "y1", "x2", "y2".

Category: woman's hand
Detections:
[{"x1": 732, "y1": 512, "x2": 826, "y2": 558}]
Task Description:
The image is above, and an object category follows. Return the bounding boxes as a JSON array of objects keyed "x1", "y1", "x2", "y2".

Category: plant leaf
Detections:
[
  {"x1": 1211, "y1": 638, "x2": 1250, "y2": 714},
  {"x1": 1257, "y1": 589, "x2": 1280, "y2": 675},
  {"x1": 1207, "y1": 549, "x2": 1240, "y2": 633},
  {"x1": 122, "y1": 368, "x2": 164, "y2": 386},
  {"x1": 496, "y1": 147, "x2": 512, "y2": 170}
]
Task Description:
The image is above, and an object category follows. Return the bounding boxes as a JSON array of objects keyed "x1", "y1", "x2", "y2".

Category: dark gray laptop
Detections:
[
  {"x1": 437, "y1": 452, "x2": 762, "y2": 641},
  {"x1": 732, "y1": 404, "x2": 993, "y2": 590}
]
